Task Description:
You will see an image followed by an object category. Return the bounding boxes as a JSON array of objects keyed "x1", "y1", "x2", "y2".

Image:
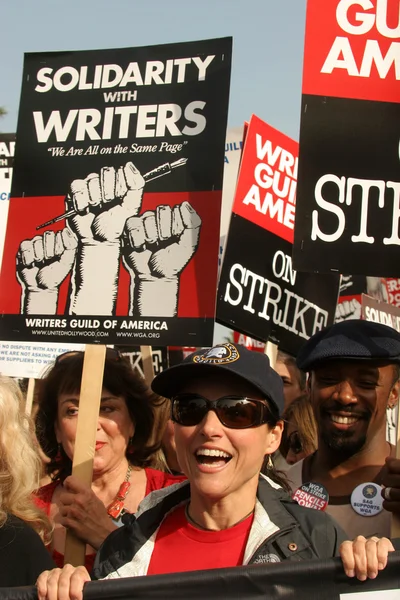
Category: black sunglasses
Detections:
[
  {"x1": 171, "y1": 393, "x2": 275, "y2": 429},
  {"x1": 55, "y1": 348, "x2": 121, "y2": 364}
]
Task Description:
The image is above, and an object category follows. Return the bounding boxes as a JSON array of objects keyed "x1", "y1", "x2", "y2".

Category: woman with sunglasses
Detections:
[
  {"x1": 34, "y1": 350, "x2": 184, "y2": 573},
  {"x1": 37, "y1": 343, "x2": 394, "y2": 600}
]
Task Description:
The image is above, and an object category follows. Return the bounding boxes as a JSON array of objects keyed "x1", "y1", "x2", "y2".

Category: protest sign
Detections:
[
  {"x1": 219, "y1": 126, "x2": 244, "y2": 253},
  {"x1": 4, "y1": 553, "x2": 400, "y2": 600},
  {"x1": 233, "y1": 331, "x2": 265, "y2": 352},
  {"x1": 361, "y1": 294, "x2": 400, "y2": 333},
  {"x1": 217, "y1": 115, "x2": 339, "y2": 355},
  {"x1": 335, "y1": 276, "x2": 388, "y2": 322},
  {"x1": 387, "y1": 278, "x2": 400, "y2": 308},
  {"x1": 0, "y1": 340, "x2": 85, "y2": 378},
  {"x1": 0, "y1": 38, "x2": 232, "y2": 347},
  {"x1": 119, "y1": 345, "x2": 168, "y2": 378},
  {"x1": 0, "y1": 134, "x2": 15, "y2": 270},
  {"x1": 293, "y1": 0, "x2": 400, "y2": 277}
]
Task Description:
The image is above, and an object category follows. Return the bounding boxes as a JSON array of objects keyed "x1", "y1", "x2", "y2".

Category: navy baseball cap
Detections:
[
  {"x1": 152, "y1": 342, "x2": 284, "y2": 416},
  {"x1": 297, "y1": 320, "x2": 400, "y2": 371}
]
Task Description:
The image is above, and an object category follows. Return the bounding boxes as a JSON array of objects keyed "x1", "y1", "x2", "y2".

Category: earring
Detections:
[
  {"x1": 267, "y1": 455, "x2": 273, "y2": 469},
  {"x1": 55, "y1": 443, "x2": 62, "y2": 463},
  {"x1": 127, "y1": 437, "x2": 135, "y2": 454}
]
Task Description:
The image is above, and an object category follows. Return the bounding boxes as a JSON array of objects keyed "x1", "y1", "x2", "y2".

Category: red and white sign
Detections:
[
  {"x1": 303, "y1": 0, "x2": 399, "y2": 103},
  {"x1": 232, "y1": 115, "x2": 298, "y2": 244},
  {"x1": 233, "y1": 332, "x2": 265, "y2": 353},
  {"x1": 386, "y1": 278, "x2": 400, "y2": 308}
]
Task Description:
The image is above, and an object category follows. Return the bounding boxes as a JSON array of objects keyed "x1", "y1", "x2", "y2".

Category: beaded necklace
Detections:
[{"x1": 107, "y1": 464, "x2": 133, "y2": 519}]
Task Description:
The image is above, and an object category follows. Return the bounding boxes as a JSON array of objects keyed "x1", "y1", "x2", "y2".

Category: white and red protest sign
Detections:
[
  {"x1": 386, "y1": 278, "x2": 400, "y2": 308},
  {"x1": 231, "y1": 116, "x2": 297, "y2": 243},
  {"x1": 293, "y1": 0, "x2": 400, "y2": 277},
  {"x1": 217, "y1": 115, "x2": 339, "y2": 355},
  {"x1": 233, "y1": 332, "x2": 265, "y2": 353}
]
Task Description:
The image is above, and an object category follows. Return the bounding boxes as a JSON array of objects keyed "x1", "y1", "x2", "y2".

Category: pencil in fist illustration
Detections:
[{"x1": 67, "y1": 162, "x2": 145, "y2": 242}]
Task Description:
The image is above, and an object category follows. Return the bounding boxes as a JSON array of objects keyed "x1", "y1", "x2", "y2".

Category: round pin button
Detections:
[
  {"x1": 292, "y1": 481, "x2": 329, "y2": 511},
  {"x1": 350, "y1": 482, "x2": 384, "y2": 517}
]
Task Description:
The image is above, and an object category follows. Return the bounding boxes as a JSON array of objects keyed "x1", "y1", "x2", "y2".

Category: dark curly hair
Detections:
[{"x1": 35, "y1": 352, "x2": 161, "y2": 482}]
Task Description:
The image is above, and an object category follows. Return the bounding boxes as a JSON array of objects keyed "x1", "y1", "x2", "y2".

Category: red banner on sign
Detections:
[
  {"x1": 303, "y1": 0, "x2": 399, "y2": 103},
  {"x1": 231, "y1": 115, "x2": 298, "y2": 244}
]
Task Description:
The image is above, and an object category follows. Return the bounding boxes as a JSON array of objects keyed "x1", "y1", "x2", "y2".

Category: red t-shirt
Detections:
[
  {"x1": 34, "y1": 468, "x2": 185, "y2": 572},
  {"x1": 147, "y1": 505, "x2": 254, "y2": 575}
]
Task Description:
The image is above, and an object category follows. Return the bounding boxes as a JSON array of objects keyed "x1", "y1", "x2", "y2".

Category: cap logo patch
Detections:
[{"x1": 193, "y1": 343, "x2": 239, "y2": 365}]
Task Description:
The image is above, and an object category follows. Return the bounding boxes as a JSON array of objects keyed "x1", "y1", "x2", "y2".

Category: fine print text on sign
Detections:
[
  {"x1": 0, "y1": 38, "x2": 232, "y2": 346},
  {"x1": 293, "y1": 0, "x2": 400, "y2": 277},
  {"x1": 217, "y1": 115, "x2": 339, "y2": 355}
]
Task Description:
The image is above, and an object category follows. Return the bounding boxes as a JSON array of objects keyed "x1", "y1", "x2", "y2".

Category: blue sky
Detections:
[{"x1": 1, "y1": 0, "x2": 307, "y2": 139}]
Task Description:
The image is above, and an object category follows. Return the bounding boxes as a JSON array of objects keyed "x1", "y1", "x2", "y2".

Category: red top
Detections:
[
  {"x1": 147, "y1": 504, "x2": 254, "y2": 575},
  {"x1": 34, "y1": 468, "x2": 185, "y2": 572}
]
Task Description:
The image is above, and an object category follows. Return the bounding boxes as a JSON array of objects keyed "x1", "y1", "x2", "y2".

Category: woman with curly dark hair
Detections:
[{"x1": 34, "y1": 349, "x2": 184, "y2": 572}]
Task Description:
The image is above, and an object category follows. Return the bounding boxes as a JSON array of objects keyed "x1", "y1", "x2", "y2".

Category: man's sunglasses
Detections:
[{"x1": 171, "y1": 393, "x2": 275, "y2": 429}]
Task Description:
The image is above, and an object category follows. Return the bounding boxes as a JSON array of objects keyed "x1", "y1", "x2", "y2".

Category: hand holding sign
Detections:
[
  {"x1": 123, "y1": 201, "x2": 201, "y2": 317},
  {"x1": 59, "y1": 476, "x2": 117, "y2": 550},
  {"x1": 67, "y1": 162, "x2": 145, "y2": 242},
  {"x1": 17, "y1": 229, "x2": 77, "y2": 314},
  {"x1": 340, "y1": 535, "x2": 394, "y2": 581}
]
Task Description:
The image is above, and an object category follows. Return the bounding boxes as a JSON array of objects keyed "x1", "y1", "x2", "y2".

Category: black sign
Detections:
[
  {"x1": 293, "y1": 0, "x2": 400, "y2": 276},
  {"x1": 119, "y1": 346, "x2": 168, "y2": 377},
  {"x1": 0, "y1": 133, "x2": 15, "y2": 198},
  {"x1": 293, "y1": 97, "x2": 400, "y2": 276},
  {"x1": 0, "y1": 39, "x2": 231, "y2": 346},
  {"x1": 217, "y1": 214, "x2": 339, "y2": 355}
]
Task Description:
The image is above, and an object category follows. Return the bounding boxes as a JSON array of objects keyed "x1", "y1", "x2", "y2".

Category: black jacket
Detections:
[{"x1": 93, "y1": 476, "x2": 348, "y2": 579}]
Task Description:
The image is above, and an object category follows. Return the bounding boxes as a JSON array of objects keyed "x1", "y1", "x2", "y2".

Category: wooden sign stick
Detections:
[
  {"x1": 64, "y1": 344, "x2": 106, "y2": 567},
  {"x1": 391, "y1": 404, "x2": 400, "y2": 537},
  {"x1": 140, "y1": 345, "x2": 169, "y2": 448},
  {"x1": 264, "y1": 340, "x2": 278, "y2": 370},
  {"x1": 140, "y1": 345, "x2": 155, "y2": 384},
  {"x1": 25, "y1": 378, "x2": 35, "y2": 416}
]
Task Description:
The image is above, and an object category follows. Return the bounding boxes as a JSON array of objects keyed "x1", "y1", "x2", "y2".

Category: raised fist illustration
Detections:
[
  {"x1": 67, "y1": 162, "x2": 145, "y2": 243},
  {"x1": 17, "y1": 229, "x2": 77, "y2": 314},
  {"x1": 17, "y1": 229, "x2": 77, "y2": 290},
  {"x1": 335, "y1": 298, "x2": 362, "y2": 323},
  {"x1": 124, "y1": 202, "x2": 201, "y2": 278},
  {"x1": 123, "y1": 201, "x2": 201, "y2": 316}
]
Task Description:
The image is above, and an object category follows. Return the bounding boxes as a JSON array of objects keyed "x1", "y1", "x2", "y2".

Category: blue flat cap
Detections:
[{"x1": 296, "y1": 320, "x2": 400, "y2": 371}]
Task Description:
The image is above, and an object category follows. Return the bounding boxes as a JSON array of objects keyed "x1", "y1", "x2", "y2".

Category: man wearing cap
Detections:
[{"x1": 288, "y1": 320, "x2": 400, "y2": 540}]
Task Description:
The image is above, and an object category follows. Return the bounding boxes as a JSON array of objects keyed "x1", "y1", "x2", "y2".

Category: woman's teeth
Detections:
[
  {"x1": 196, "y1": 448, "x2": 232, "y2": 466},
  {"x1": 196, "y1": 449, "x2": 231, "y2": 458}
]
